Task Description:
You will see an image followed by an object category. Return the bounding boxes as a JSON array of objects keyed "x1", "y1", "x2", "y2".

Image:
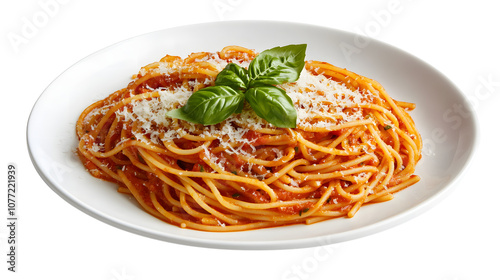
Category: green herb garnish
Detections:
[
  {"x1": 166, "y1": 44, "x2": 307, "y2": 128},
  {"x1": 232, "y1": 193, "x2": 241, "y2": 198},
  {"x1": 384, "y1": 125, "x2": 392, "y2": 130},
  {"x1": 299, "y1": 207, "x2": 309, "y2": 216}
]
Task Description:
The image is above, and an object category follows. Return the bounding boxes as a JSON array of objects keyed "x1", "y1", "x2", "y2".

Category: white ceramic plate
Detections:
[{"x1": 27, "y1": 21, "x2": 477, "y2": 250}]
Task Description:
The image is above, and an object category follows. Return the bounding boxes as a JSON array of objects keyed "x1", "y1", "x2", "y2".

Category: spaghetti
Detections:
[{"x1": 76, "y1": 45, "x2": 422, "y2": 231}]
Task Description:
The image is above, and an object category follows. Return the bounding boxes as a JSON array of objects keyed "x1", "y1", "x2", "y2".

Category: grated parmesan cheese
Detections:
[
  {"x1": 278, "y1": 70, "x2": 375, "y2": 128},
  {"x1": 114, "y1": 55, "x2": 376, "y2": 173}
]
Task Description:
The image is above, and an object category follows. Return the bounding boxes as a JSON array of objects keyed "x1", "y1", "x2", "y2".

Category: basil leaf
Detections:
[
  {"x1": 166, "y1": 86, "x2": 245, "y2": 125},
  {"x1": 165, "y1": 107, "x2": 198, "y2": 123},
  {"x1": 245, "y1": 86, "x2": 297, "y2": 128},
  {"x1": 167, "y1": 44, "x2": 306, "y2": 127},
  {"x1": 248, "y1": 44, "x2": 307, "y2": 87},
  {"x1": 215, "y1": 63, "x2": 250, "y2": 90}
]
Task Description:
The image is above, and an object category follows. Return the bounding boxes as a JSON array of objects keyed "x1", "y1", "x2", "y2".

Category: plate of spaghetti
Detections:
[{"x1": 27, "y1": 21, "x2": 477, "y2": 249}]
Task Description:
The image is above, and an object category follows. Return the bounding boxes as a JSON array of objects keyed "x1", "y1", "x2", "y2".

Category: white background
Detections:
[{"x1": 1, "y1": 0, "x2": 499, "y2": 279}]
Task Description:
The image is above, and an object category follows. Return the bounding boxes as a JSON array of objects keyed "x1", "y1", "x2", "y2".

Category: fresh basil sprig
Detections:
[{"x1": 166, "y1": 44, "x2": 307, "y2": 128}]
